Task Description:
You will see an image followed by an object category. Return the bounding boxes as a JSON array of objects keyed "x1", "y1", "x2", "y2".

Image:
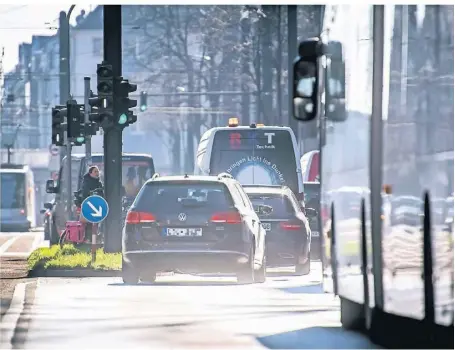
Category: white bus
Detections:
[
  {"x1": 0, "y1": 164, "x2": 36, "y2": 231},
  {"x1": 195, "y1": 118, "x2": 304, "y2": 198}
]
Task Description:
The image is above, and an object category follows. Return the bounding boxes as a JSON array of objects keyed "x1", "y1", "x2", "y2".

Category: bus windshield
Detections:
[
  {"x1": 209, "y1": 129, "x2": 299, "y2": 193},
  {"x1": 91, "y1": 159, "x2": 155, "y2": 198},
  {"x1": 1, "y1": 172, "x2": 25, "y2": 209}
]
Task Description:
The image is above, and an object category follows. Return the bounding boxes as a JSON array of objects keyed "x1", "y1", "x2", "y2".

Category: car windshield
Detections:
[
  {"x1": 247, "y1": 193, "x2": 294, "y2": 219},
  {"x1": 92, "y1": 160, "x2": 154, "y2": 198}
]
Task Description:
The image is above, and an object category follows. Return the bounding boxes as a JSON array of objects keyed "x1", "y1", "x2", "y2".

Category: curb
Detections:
[{"x1": 28, "y1": 268, "x2": 121, "y2": 278}]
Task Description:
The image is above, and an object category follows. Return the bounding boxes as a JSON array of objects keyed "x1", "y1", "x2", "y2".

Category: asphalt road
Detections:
[
  {"x1": 2, "y1": 264, "x2": 380, "y2": 349},
  {"x1": 0, "y1": 229, "x2": 46, "y2": 318}
]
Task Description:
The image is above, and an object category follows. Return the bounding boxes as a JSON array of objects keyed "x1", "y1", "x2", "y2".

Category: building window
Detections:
[{"x1": 92, "y1": 38, "x2": 102, "y2": 56}]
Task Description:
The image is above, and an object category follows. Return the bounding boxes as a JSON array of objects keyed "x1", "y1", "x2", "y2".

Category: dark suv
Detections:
[
  {"x1": 243, "y1": 185, "x2": 314, "y2": 275},
  {"x1": 122, "y1": 173, "x2": 267, "y2": 285}
]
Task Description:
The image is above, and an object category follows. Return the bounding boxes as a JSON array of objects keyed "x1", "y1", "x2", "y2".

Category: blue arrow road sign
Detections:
[{"x1": 81, "y1": 195, "x2": 109, "y2": 224}]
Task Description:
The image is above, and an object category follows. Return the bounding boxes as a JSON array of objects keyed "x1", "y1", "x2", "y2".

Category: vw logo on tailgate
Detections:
[{"x1": 178, "y1": 213, "x2": 187, "y2": 221}]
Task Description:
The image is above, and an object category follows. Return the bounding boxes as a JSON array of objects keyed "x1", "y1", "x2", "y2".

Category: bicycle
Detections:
[{"x1": 59, "y1": 188, "x2": 105, "y2": 247}]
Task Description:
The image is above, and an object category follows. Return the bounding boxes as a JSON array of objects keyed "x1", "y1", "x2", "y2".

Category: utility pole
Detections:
[
  {"x1": 59, "y1": 6, "x2": 76, "y2": 219},
  {"x1": 287, "y1": 5, "x2": 298, "y2": 136},
  {"x1": 103, "y1": 5, "x2": 123, "y2": 253},
  {"x1": 84, "y1": 77, "x2": 92, "y2": 164},
  {"x1": 59, "y1": 11, "x2": 69, "y2": 163},
  {"x1": 240, "y1": 7, "x2": 251, "y2": 124}
]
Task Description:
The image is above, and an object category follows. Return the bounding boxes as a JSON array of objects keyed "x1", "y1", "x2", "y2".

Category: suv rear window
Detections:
[
  {"x1": 134, "y1": 182, "x2": 234, "y2": 213},
  {"x1": 247, "y1": 193, "x2": 294, "y2": 219}
]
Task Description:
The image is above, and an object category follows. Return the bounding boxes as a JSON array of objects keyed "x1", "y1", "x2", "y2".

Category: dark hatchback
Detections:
[
  {"x1": 122, "y1": 174, "x2": 267, "y2": 285},
  {"x1": 243, "y1": 185, "x2": 314, "y2": 275}
]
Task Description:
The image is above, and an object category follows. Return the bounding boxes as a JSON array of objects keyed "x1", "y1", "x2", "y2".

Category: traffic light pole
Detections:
[
  {"x1": 84, "y1": 77, "x2": 92, "y2": 163},
  {"x1": 66, "y1": 125, "x2": 72, "y2": 220},
  {"x1": 103, "y1": 5, "x2": 123, "y2": 253}
]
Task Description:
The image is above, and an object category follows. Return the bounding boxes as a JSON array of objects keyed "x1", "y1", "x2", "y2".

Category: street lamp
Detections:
[{"x1": 2, "y1": 124, "x2": 21, "y2": 164}]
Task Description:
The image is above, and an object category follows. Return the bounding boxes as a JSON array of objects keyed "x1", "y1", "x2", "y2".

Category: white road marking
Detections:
[
  {"x1": 0, "y1": 232, "x2": 44, "y2": 257},
  {"x1": 0, "y1": 236, "x2": 21, "y2": 255},
  {"x1": 0, "y1": 282, "x2": 31, "y2": 350}
]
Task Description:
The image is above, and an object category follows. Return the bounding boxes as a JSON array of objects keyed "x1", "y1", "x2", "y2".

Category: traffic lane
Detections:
[
  {"x1": 19, "y1": 267, "x2": 379, "y2": 349},
  {"x1": 0, "y1": 257, "x2": 34, "y2": 319},
  {"x1": 0, "y1": 232, "x2": 46, "y2": 258}
]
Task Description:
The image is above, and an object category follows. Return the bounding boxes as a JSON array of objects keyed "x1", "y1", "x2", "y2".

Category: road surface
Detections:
[
  {"x1": 0, "y1": 229, "x2": 47, "y2": 318},
  {"x1": 0, "y1": 230, "x2": 47, "y2": 258},
  {"x1": 1, "y1": 264, "x2": 380, "y2": 349}
]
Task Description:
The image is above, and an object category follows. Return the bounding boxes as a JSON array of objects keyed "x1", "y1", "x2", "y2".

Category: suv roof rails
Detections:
[
  {"x1": 217, "y1": 172, "x2": 233, "y2": 180},
  {"x1": 151, "y1": 173, "x2": 160, "y2": 180}
]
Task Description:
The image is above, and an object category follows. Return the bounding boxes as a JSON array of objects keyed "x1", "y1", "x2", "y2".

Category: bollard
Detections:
[
  {"x1": 330, "y1": 202, "x2": 339, "y2": 296},
  {"x1": 360, "y1": 198, "x2": 370, "y2": 329},
  {"x1": 423, "y1": 191, "x2": 434, "y2": 325},
  {"x1": 91, "y1": 223, "x2": 98, "y2": 264}
]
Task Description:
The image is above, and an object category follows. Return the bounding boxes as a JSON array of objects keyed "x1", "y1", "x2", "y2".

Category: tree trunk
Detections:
[{"x1": 276, "y1": 6, "x2": 283, "y2": 125}]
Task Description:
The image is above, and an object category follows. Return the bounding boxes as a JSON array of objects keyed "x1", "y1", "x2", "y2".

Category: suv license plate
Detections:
[
  {"x1": 166, "y1": 228, "x2": 202, "y2": 237},
  {"x1": 262, "y1": 223, "x2": 271, "y2": 231}
]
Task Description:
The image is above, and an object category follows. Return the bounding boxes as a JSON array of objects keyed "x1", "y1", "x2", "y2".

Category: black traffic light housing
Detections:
[
  {"x1": 114, "y1": 77, "x2": 137, "y2": 127},
  {"x1": 96, "y1": 62, "x2": 114, "y2": 123},
  {"x1": 139, "y1": 91, "x2": 147, "y2": 112},
  {"x1": 66, "y1": 99, "x2": 84, "y2": 139},
  {"x1": 292, "y1": 38, "x2": 346, "y2": 122},
  {"x1": 324, "y1": 41, "x2": 346, "y2": 122},
  {"x1": 51, "y1": 105, "x2": 67, "y2": 146}
]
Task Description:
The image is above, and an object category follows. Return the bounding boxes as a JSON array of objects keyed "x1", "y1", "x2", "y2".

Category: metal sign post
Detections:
[
  {"x1": 81, "y1": 195, "x2": 109, "y2": 265},
  {"x1": 91, "y1": 223, "x2": 98, "y2": 263}
]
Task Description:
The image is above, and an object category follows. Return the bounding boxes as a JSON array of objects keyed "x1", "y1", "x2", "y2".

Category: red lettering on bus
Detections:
[{"x1": 229, "y1": 133, "x2": 241, "y2": 149}]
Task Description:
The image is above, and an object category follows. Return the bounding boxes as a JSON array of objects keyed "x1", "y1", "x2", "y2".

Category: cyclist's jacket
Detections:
[{"x1": 81, "y1": 172, "x2": 104, "y2": 201}]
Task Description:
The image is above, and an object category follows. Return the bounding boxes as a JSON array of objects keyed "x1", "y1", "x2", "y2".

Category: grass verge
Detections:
[{"x1": 28, "y1": 244, "x2": 121, "y2": 271}]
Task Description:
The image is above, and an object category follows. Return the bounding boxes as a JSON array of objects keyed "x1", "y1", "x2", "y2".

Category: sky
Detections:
[{"x1": 0, "y1": 4, "x2": 95, "y2": 73}]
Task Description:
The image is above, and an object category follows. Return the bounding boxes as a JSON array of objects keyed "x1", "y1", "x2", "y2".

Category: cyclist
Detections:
[{"x1": 80, "y1": 165, "x2": 104, "y2": 241}]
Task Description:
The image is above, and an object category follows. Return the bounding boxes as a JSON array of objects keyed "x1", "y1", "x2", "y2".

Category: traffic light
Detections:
[
  {"x1": 66, "y1": 100, "x2": 84, "y2": 139},
  {"x1": 139, "y1": 91, "x2": 147, "y2": 111},
  {"x1": 115, "y1": 78, "x2": 137, "y2": 126},
  {"x1": 88, "y1": 95, "x2": 103, "y2": 124},
  {"x1": 96, "y1": 62, "x2": 114, "y2": 123},
  {"x1": 51, "y1": 105, "x2": 66, "y2": 146}
]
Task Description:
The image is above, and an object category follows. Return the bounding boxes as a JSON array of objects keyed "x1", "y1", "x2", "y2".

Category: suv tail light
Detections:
[
  {"x1": 280, "y1": 222, "x2": 302, "y2": 230},
  {"x1": 210, "y1": 211, "x2": 242, "y2": 224},
  {"x1": 126, "y1": 211, "x2": 156, "y2": 224}
]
